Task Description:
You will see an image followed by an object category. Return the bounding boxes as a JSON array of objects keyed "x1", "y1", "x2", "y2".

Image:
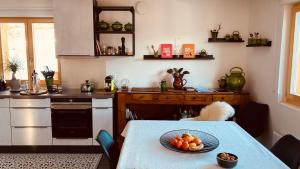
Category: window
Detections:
[
  {"x1": 0, "y1": 17, "x2": 60, "y2": 85},
  {"x1": 286, "y1": 3, "x2": 300, "y2": 106}
]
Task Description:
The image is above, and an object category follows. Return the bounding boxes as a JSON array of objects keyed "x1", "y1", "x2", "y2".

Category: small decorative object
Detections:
[
  {"x1": 6, "y1": 59, "x2": 21, "y2": 92},
  {"x1": 218, "y1": 76, "x2": 227, "y2": 89},
  {"x1": 120, "y1": 79, "x2": 129, "y2": 91},
  {"x1": 121, "y1": 37, "x2": 126, "y2": 55},
  {"x1": 31, "y1": 70, "x2": 40, "y2": 93},
  {"x1": 182, "y1": 44, "x2": 195, "y2": 58},
  {"x1": 167, "y1": 68, "x2": 190, "y2": 90},
  {"x1": 254, "y1": 32, "x2": 260, "y2": 44},
  {"x1": 232, "y1": 31, "x2": 241, "y2": 41},
  {"x1": 226, "y1": 67, "x2": 246, "y2": 91},
  {"x1": 41, "y1": 66, "x2": 56, "y2": 93},
  {"x1": 224, "y1": 34, "x2": 231, "y2": 40},
  {"x1": 97, "y1": 20, "x2": 110, "y2": 31},
  {"x1": 111, "y1": 21, "x2": 123, "y2": 31},
  {"x1": 0, "y1": 76, "x2": 7, "y2": 91},
  {"x1": 160, "y1": 79, "x2": 168, "y2": 92},
  {"x1": 161, "y1": 44, "x2": 173, "y2": 58},
  {"x1": 81, "y1": 80, "x2": 95, "y2": 93},
  {"x1": 211, "y1": 24, "x2": 221, "y2": 40},
  {"x1": 151, "y1": 45, "x2": 159, "y2": 58},
  {"x1": 199, "y1": 49, "x2": 207, "y2": 57},
  {"x1": 248, "y1": 33, "x2": 254, "y2": 45},
  {"x1": 124, "y1": 22, "x2": 133, "y2": 32}
]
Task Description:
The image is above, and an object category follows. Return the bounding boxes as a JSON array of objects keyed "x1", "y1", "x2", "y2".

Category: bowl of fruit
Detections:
[{"x1": 160, "y1": 129, "x2": 219, "y2": 153}]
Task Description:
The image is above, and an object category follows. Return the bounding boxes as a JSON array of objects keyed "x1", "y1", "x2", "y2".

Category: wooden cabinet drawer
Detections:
[
  {"x1": 12, "y1": 127, "x2": 52, "y2": 145},
  {"x1": 11, "y1": 108, "x2": 51, "y2": 127},
  {"x1": 132, "y1": 94, "x2": 154, "y2": 101},
  {"x1": 185, "y1": 95, "x2": 212, "y2": 103},
  {"x1": 10, "y1": 98, "x2": 50, "y2": 108},
  {"x1": 92, "y1": 98, "x2": 112, "y2": 108},
  {"x1": 213, "y1": 95, "x2": 240, "y2": 104},
  {"x1": 158, "y1": 95, "x2": 184, "y2": 101}
]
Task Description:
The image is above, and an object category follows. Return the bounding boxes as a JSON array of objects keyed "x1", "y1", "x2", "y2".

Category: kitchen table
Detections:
[{"x1": 117, "y1": 120, "x2": 288, "y2": 169}]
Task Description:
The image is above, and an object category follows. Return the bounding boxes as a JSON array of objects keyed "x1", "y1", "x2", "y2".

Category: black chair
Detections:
[
  {"x1": 96, "y1": 130, "x2": 120, "y2": 169},
  {"x1": 237, "y1": 101, "x2": 269, "y2": 137},
  {"x1": 271, "y1": 134, "x2": 300, "y2": 169}
]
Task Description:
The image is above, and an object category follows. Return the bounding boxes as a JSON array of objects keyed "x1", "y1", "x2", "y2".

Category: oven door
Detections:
[{"x1": 51, "y1": 107, "x2": 92, "y2": 138}]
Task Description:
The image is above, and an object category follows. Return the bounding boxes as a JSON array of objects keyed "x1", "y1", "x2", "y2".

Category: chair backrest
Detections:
[
  {"x1": 237, "y1": 101, "x2": 269, "y2": 137},
  {"x1": 96, "y1": 130, "x2": 115, "y2": 160},
  {"x1": 271, "y1": 134, "x2": 300, "y2": 169}
]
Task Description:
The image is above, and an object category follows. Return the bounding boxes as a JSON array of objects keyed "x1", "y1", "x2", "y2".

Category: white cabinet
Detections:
[
  {"x1": 12, "y1": 127, "x2": 52, "y2": 145},
  {"x1": 93, "y1": 108, "x2": 113, "y2": 145},
  {"x1": 11, "y1": 108, "x2": 51, "y2": 127},
  {"x1": 53, "y1": 0, "x2": 94, "y2": 56},
  {"x1": 92, "y1": 98, "x2": 113, "y2": 145},
  {"x1": 10, "y1": 98, "x2": 52, "y2": 145},
  {"x1": 0, "y1": 99, "x2": 11, "y2": 145}
]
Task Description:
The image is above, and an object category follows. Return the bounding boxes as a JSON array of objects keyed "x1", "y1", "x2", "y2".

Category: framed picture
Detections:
[
  {"x1": 161, "y1": 44, "x2": 173, "y2": 58},
  {"x1": 182, "y1": 44, "x2": 195, "y2": 58}
]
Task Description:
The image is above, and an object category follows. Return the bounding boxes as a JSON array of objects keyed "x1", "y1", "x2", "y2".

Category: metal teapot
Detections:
[{"x1": 226, "y1": 67, "x2": 245, "y2": 91}]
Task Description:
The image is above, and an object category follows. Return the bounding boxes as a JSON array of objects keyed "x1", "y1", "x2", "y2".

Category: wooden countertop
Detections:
[{"x1": 0, "y1": 89, "x2": 114, "y2": 99}]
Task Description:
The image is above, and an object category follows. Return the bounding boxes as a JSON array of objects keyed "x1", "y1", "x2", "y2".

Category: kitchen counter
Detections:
[{"x1": 0, "y1": 89, "x2": 114, "y2": 99}]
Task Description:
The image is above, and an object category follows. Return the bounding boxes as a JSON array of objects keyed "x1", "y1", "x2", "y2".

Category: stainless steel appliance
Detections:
[{"x1": 51, "y1": 98, "x2": 92, "y2": 138}]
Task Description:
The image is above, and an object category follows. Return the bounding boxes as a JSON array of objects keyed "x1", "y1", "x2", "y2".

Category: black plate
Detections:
[{"x1": 160, "y1": 129, "x2": 219, "y2": 153}]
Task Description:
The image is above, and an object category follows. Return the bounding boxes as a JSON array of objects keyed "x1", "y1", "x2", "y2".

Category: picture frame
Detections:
[
  {"x1": 161, "y1": 44, "x2": 173, "y2": 58},
  {"x1": 182, "y1": 44, "x2": 195, "y2": 58}
]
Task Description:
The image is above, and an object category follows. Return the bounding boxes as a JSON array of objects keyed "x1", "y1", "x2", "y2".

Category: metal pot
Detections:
[{"x1": 226, "y1": 67, "x2": 245, "y2": 91}]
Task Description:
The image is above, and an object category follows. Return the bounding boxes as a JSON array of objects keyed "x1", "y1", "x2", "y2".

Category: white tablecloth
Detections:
[{"x1": 117, "y1": 120, "x2": 288, "y2": 169}]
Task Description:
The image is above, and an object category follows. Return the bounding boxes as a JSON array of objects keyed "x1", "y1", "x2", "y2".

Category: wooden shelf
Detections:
[
  {"x1": 97, "y1": 54, "x2": 134, "y2": 57},
  {"x1": 95, "y1": 30, "x2": 134, "y2": 34},
  {"x1": 246, "y1": 41, "x2": 272, "y2": 47},
  {"x1": 93, "y1": 5, "x2": 135, "y2": 56},
  {"x1": 143, "y1": 55, "x2": 215, "y2": 60},
  {"x1": 208, "y1": 38, "x2": 245, "y2": 43}
]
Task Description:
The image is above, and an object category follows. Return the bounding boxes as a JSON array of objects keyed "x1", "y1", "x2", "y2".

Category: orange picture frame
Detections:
[{"x1": 182, "y1": 44, "x2": 195, "y2": 58}]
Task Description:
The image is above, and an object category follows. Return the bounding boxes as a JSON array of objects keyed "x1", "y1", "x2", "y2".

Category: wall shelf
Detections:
[
  {"x1": 208, "y1": 38, "x2": 245, "y2": 43},
  {"x1": 143, "y1": 55, "x2": 215, "y2": 60},
  {"x1": 246, "y1": 41, "x2": 272, "y2": 47},
  {"x1": 95, "y1": 30, "x2": 134, "y2": 34},
  {"x1": 93, "y1": 6, "x2": 135, "y2": 56}
]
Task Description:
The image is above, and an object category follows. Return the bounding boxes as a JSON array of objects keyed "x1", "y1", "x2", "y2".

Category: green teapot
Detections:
[
  {"x1": 226, "y1": 67, "x2": 245, "y2": 91},
  {"x1": 124, "y1": 23, "x2": 133, "y2": 32},
  {"x1": 111, "y1": 21, "x2": 123, "y2": 31},
  {"x1": 97, "y1": 20, "x2": 109, "y2": 31}
]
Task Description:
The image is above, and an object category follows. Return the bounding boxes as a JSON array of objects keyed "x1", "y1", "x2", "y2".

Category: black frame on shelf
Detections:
[
  {"x1": 93, "y1": 5, "x2": 135, "y2": 56},
  {"x1": 208, "y1": 38, "x2": 245, "y2": 43},
  {"x1": 143, "y1": 55, "x2": 215, "y2": 60}
]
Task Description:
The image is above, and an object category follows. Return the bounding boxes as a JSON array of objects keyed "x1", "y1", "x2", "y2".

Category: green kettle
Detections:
[{"x1": 226, "y1": 67, "x2": 245, "y2": 91}]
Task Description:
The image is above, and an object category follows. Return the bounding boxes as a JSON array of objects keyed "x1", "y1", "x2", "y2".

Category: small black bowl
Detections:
[{"x1": 217, "y1": 152, "x2": 238, "y2": 168}]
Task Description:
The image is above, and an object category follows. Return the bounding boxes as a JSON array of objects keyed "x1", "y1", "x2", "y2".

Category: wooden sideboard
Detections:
[{"x1": 114, "y1": 88, "x2": 249, "y2": 144}]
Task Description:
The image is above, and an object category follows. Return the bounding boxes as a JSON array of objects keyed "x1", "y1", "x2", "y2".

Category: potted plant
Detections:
[
  {"x1": 211, "y1": 24, "x2": 221, "y2": 40},
  {"x1": 167, "y1": 68, "x2": 190, "y2": 90},
  {"x1": 41, "y1": 66, "x2": 56, "y2": 93},
  {"x1": 6, "y1": 59, "x2": 21, "y2": 92}
]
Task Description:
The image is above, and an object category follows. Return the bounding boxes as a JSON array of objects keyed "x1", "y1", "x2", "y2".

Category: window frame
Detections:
[
  {"x1": 286, "y1": 3, "x2": 300, "y2": 107},
  {"x1": 0, "y1": 17, "x2": 61, "y2": 87}
]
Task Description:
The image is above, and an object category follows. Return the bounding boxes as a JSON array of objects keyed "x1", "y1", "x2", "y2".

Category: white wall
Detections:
[
  {"x1": 247, "y1": 0, "x2": 300, "y2": 147},
  {"x1": 60, "y1": 0, "x2": 250, "y2": 89}
]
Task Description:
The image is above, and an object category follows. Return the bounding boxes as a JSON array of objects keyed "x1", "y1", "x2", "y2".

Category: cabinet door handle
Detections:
[{"x1": 13, "y1": 126, "x2": 49, "y2": 129}]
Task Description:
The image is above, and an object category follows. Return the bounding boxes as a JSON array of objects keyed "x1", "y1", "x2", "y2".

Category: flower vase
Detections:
[{"x1": 10, "y1": 72, "x2": 20, "y2": 92}]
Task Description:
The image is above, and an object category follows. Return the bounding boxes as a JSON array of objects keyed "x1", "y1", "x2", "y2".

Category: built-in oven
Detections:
[{"x1": 51, "y1": 98, "x2": 92, "y2": 139}]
